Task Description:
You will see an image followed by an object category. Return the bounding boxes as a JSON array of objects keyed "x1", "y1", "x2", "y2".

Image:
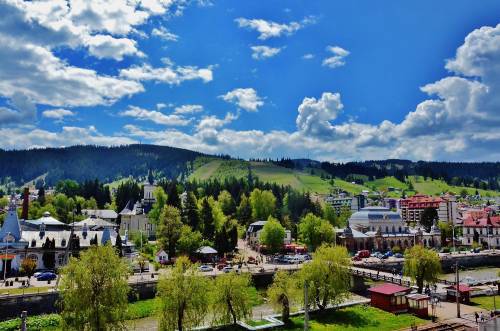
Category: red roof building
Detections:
[
  {"x1": 400, "y1": 194, "x2": 458, "y2": 225},
  {"x1": 445, "y1": 284, "x2": 471, "y2": 304},
  {"x1": 461, "y1": 215, "x2": 500, "y2": 248},
  {"x1": 368, "y1": 283, "x2": 411, "y2": 313}
]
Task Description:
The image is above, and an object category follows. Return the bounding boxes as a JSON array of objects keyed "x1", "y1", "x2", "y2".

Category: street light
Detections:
[
  {"x1": 489, "y1": 285, "x2": 497, "y2": 312},
  {"x1": 3, "y1": 232, "x2": 12, "y2": 283}
]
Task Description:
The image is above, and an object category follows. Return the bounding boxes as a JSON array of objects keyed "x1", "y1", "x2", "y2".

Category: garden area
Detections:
[
  {"x1": 283, "y1": 305, "x2": 427, "y2": 331},
  {"x1": 470, "y1": 295, "x2": 500, "y2": 311}
]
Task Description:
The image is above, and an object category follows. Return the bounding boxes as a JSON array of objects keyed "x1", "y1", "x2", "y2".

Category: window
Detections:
[
  {"x1": 61, "y1": 239, "x2": 66, "y2": 247},
  {"x1": 58, "y1": 254, "x2": 65, "y2": 266},
  {"x1": 31, "y1": 239, "x2": 36, "y2": 247}
]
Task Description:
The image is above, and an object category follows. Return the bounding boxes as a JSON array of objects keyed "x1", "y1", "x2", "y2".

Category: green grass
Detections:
[
  {"x1": 470, "y1": 295, "x2": 500, "y2": 311},
  {"x1": 284, "y1": 305, "x2": 427, "y2": 331},
  {"x1": 245, "y1": 319, "x2": 270, "y2": 327},
  {"x1": 0, "y1": 286, "x2": 51, "y2": 296},
  {"x1": 188, "y1": 158, "x2": 500, "y2": 197},
  {"x1": 247, "y1": 286, "x2": 265, "y2": 306},
  {"x1": 126, "y1": 298, "x2": 158, "y2": 320}
]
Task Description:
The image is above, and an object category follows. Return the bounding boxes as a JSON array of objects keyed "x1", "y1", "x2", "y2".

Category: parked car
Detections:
[
  {"x1": 370, "y1": 252, "x2": 381, "y2": 258},
  {"x1": 356, "y1": 250, "x2": 371, "y2": 258},
  {"x1": 36, "y1": 272, "x2": 57, "y2": 281},
  {"x1": 217, "y1": 263, "x2": 227, "y2": 270},
  {"x1": 33, "y1": 270, "x2": 55, "y2": 278},
  {"x1": 222, "y1": 266, "x2": 233, "y2": 273},
  {"x1": 198, "y1": 265, "x2": 213, "y2": 272},
  {"x1": 352, "y1": 256, "x2": 361, "y2": 261},
  {"x1": 394, "y1": 253, "x2": 404, "y2": 259}
]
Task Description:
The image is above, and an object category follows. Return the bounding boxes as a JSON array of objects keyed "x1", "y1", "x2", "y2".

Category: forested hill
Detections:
[
  {"x1": 273, "y1": 158, "x2": 500, "y2": 190},
  {"x1": 0, "y1": 145, "x2": 205, "y2": 186}
]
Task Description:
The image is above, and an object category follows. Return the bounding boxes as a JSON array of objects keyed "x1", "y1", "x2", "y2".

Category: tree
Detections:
[
  {"x1": 148, "y1": 187, "x2": 167, "y2": 225},
  {"x1": 298, "y1": 213, "x2": 335, "y2": 252},
  {"x1": 157, "y1": 206, "x2": 183, "y2": 258},
  {"x1": 260, "y1": 216, "x2": 285, "y2": 254},
  {"x1": 20, "y1": 258, "x2": 37, "y2": 286},
  {"x1": 37, "y1": 186, "x2": 46, "y2": 205},
  {"x1": 268, "y1": 271, "x2": 302, "y2": 324},
  {"x1": 211, "y1": 272, "x2": 253, "y2": 325},
  {"x1": 249, "y1": 189, "x2": 276, "y2": 221},
  {"x1": 404, "y1": 245, "x2": 441, "y2": 294},
  {"x1": 182, "y1": 191, "x2": 200, "y2": 230},
  {"x1": 322, "y1": 204, "x2": 338, "y2": 227},
  {"x1": 42, "y1": 237, "x2": 56, "y2": 269},
  {"x1": 200, "y1": 198, "x2": 215, "y2": 240},
  {"x1": 420, "y1": 207, "x2": 438, "y2": 232},
  {"x1": 337, "y1": 206, "x2": 352, "y2": 228},
  {"x1": 299, "y1": 245, "x2": 351, "y2": 311},
  {"x1": 236, "y1": 194, "x2": 252, "y2": 227},
  {"x1": 157, "y1": 257, "x2": 210, "y2": 331},
  {"x1": 218, "y1": 190, "x2": 236, "y2": 217},
  {"x1": 177, "y1": 225, "x2": 203, "y2": 256},
  {"x1": 115, "y1": 234, "x2": 123, "y2": 257},
  {"x1": 59, "y1": 245, "x2": 130, "y2": 331}
]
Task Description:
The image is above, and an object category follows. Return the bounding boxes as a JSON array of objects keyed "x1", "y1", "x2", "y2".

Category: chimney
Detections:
[{"x1": 21, "y1": 187, "x2": 29, "y2": 220}]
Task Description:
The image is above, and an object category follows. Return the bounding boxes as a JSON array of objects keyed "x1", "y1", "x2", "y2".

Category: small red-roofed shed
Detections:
[
  {"x1": 368, "y1": 283, "x2": 411, "y2": 313},
  {"x1": 445, "y1": 284, "x2": 471, "y2": 304}
]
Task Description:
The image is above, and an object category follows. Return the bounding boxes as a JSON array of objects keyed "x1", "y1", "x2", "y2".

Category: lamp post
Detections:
[
  {"x1": 3, "y1": 232, "x2": 12, "y2": 283},
  {"x1": 489, "y1": 285, "x2": 497, "y2": 312}
]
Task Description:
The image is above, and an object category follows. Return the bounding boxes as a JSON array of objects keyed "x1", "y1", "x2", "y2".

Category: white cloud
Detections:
[
  {"x1": 174, "y1": 104, "x2": 204, "y2": 114},
  {"x1": 152, "y1": 26, "x2": 179, "y2": 41},
  {"x1": 219, "y1": 88, "x2": 264, "y2": 112},
  {"x1": 0, "y1": 126, "x2": 136, "y2": 150},
  {"x1": 296, "y1": 92, "x2": 344, "y2": 138},
  {"x1": 235, "y1": 16, "x2": 315, "y2": 40},
  {"x1": 251, "y1": 46, "x2": 282, "y2": 60},
  {"x1": 84, "y1": 35, "x2": 145, "y2": 60},
  {"x1": 120, "y1": 105, "x2": 191, "y2": 126},
  {"x1": 42, "y1": 108, "x2": 75, "y2": 120},
  {"x1": 0, "y1": 93, "x2": 36, "y2": 126},
  {"x1": 302, "y1": 53, "x2": 314, "y2": 60},
  {"x1": 322, "y1": 45, "x2": 350, "y2": 69},
  {"x1": 120, "y1": 59, "x2": 213, "y2": 85}
]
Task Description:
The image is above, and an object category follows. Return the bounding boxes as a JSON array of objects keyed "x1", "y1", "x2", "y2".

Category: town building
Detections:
[
  {"x1": 400, "y1": 194, "x2": 458, "y2": 225},
  {"x1": 338, "y1": 207, "x2": 441, "y2": 252},
  {"x1": 81, "y1": 209, "x2": 118, "y2": 223},
  {"x1": 246, "y1": 221, "x2": 292, "y2": 249},
  {"x1": 324, "y1": 193, "x2": 366, "y2": 214},
  {"x1": 460, "y1": 214, "x2": 500, "y2": 248},
  {"x1": 119, "y1": 179, "x2": 158, "y2": 238},
  {"x1": 0, "y1": 198, "x2": 125, "y2": 276}
]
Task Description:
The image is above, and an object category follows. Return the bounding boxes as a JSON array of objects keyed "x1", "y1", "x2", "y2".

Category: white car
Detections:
[
  {"x1": 222, "y1": 266, "x2": 233, "y2": 273},
  {"x1": 198, "y1": 265, "x2": 213, "y2": 272}
]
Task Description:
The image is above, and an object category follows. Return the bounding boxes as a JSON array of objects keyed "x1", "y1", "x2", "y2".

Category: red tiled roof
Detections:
[
  {"x1": 463, "y1": 215, "x2": 500, "y2": 227},
  {"x1": 368, "y1": 283, "x2": 410, "y2": 295},
  {"x1": 445, "y1": 284, "x2": 472, "y2": 292}
]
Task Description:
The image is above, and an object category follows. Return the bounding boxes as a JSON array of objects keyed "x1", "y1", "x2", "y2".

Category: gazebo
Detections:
[{"x1": 196, "y1": 246, "x2": 218, "y2": 263}]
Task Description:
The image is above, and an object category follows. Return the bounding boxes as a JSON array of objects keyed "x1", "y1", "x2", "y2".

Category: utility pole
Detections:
[
  {"x1": 455, "y1": 261, "x2": 460, "y2": 318},
  {"x1": 304, "y1": 281, "x2": 309, "y2": 331},
  {"x1": 20, "y1": 311, "x2": 27, "y2": 331}
]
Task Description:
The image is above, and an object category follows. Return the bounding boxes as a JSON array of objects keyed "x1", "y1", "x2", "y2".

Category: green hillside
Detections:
[
  {"x1": 190, "y1": 159, "x2": 368, "y2": 195},
  {"x1": 190, "y1": 159, "x2": 500, "y2": 197}
]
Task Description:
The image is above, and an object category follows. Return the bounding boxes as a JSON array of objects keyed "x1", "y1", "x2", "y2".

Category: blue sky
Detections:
[{"x1": 1, "y1": 0, "x2": 499, "y2": 161}]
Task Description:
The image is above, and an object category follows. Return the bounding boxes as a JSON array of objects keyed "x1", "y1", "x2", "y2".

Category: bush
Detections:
[
  {"x1": 392, "y1": 246, "x2": 402, "y2": 254},
  {"x1": 0, "y1": 314, "x2": 61, "y2": 331}
]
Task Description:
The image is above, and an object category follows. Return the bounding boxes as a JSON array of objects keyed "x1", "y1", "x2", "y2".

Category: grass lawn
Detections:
[
  {"x1": 470, "y1": 295, "x2": 500, "y2": 311},
  {"x1": 245, "y1": 319, "x2": 270, "y2": 327},
  {"x1": 284, "y1": 306, "x2": 427, "y2": 331},
  {"x1": 0, "y1": 286, "x2": 51, "y2": 296}
]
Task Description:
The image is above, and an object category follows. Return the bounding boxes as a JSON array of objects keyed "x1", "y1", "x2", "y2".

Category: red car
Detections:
[{"x1": 356, "y1": 250, "x2": 370, "y2": 258}]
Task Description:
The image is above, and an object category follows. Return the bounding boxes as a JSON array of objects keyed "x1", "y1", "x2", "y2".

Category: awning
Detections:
[
  {"x1": 196, "y1": 246, "x2": 218, "y2": 254},
  {"x1": 0, "y1": 254, "x2": 15, "y2": 260}
]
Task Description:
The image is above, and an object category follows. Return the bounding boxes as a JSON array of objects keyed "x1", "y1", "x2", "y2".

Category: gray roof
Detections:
[
  {"x1": 27, "y1": 212, "x2": 66, "y2": 226},
  {"x1": 72, "y1": 216, "x2": 116, "y2": 229},
  {"x1": 349, "y1": 207, "x2": 402, "y2": 223},
  {"x1": 0, "y1": 204, "x2": 22, "y2": 242},
  {"x1": 196, "y1": 246, "x2": 217, "y2": 254},
  {"x1": 82, "y1": 209, "x2": 118, "y2": 219}
]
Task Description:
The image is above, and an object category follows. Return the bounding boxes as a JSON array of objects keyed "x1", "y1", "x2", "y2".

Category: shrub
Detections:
[{"x1": 0, "y1": 314, "x2": 61, "y2": 331}]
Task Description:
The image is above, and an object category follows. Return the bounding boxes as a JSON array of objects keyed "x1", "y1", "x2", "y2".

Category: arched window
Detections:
[
  {"x1": 61, "y1": 239, "x2": 66, "y2": 247},
  {"x1": 398, "y1": 226, "x2": 402, "y2": 233},
  {"x1": 392, "y1": 226, "x2": 395, "y2": 233},
  {"x1": 31, "y1": 239, "x2": 36, "y2": 247},
  {"x1": 386, "y1": 226, "x2": 389, "y2": 233}
]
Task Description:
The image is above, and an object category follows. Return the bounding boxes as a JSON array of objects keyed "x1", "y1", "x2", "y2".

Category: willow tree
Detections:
[
  {"x1": 59, "y1": 244, "x2": 130, "y2": 331},
  {"x1": 298, "y1": 213, "x2": 335, "y2": 251},
  {"x1": 404, "y1": 245, "x2": 441, "y2": 293},
  {"x1": 211, "y1": 272, "x2": 253, "y2": 326},
  {"x1": 267, "y1": 271, "x2": 302, "y2": 324},
  {"x1": 260, "y1": 216, "x2": 285, "y2": 254},
  {"x1": 299, "y1": 244, "x2": 351, "y2": 311},
  {"x1": 157, "y1": 257, "x2": 210, "y2": 331}
]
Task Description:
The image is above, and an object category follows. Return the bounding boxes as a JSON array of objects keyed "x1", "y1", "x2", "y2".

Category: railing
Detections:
[{"x1": 350, "y1": 268, "x2": 411, "y2": 287}]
